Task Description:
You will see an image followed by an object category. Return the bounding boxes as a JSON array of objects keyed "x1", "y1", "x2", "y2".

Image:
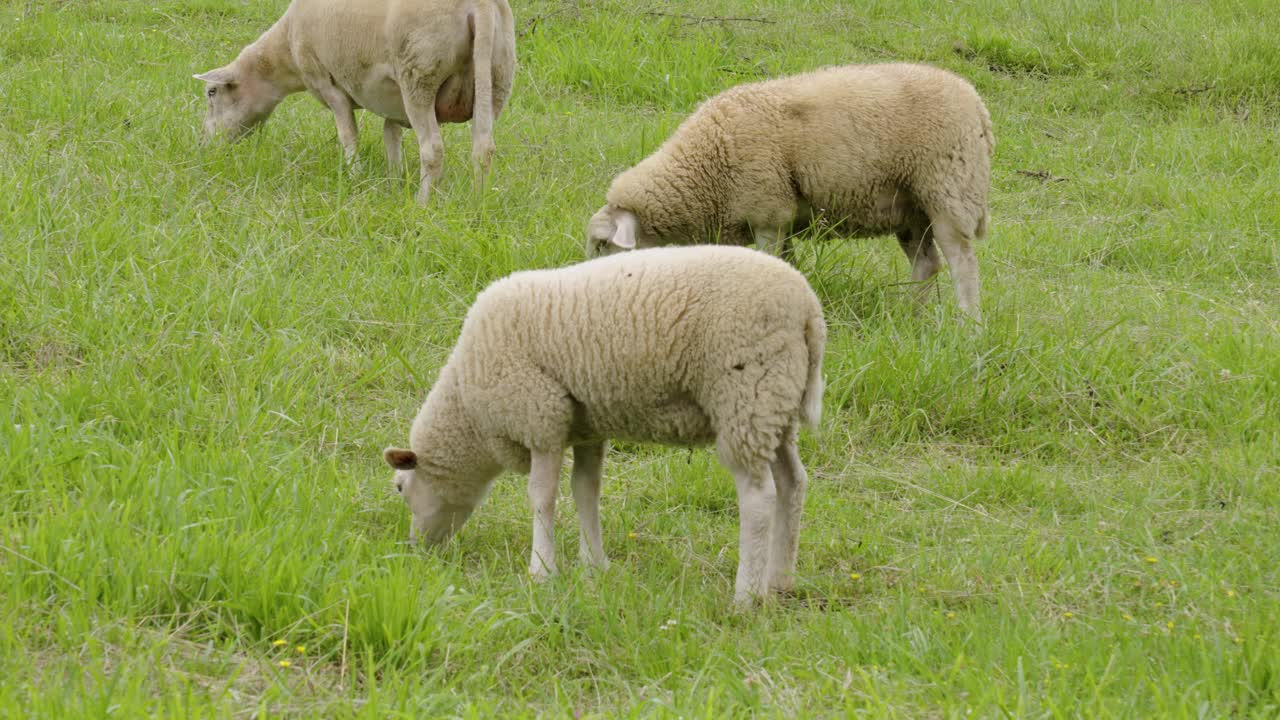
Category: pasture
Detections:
[{"x1": 1, "y1": 0, "x2": 1278, "y2": 715}]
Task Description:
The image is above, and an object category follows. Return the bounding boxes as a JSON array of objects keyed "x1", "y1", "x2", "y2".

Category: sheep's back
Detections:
[
  {"x1": 454, "y1": 247, "x2": 820, "y2": 444},
  {"x1": 778, "y1": 64, "x2": 990, "y2": 220}
]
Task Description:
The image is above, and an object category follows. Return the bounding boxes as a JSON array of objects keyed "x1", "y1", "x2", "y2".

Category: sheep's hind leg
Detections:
[
  {"x1": 383, "y1": 120, "x2": 404, "y2": 176},
  {"x1": 527, "y1": 448, "x2": 564, "y2": 581},
  {"x1": 897, "y1": 218, "x2": 943, "y2": 308},
  {"x1": 571, "y1": 441, "x2": 608, "y2": 570},
  {"x1": 931, "y1": 216, "x2": 983, "y2": 323},
  {"x1": 718, "y1": 439, "x2": 776, "y2": 607},
  {"x1": 399, "y1": 75, "x2": 445, "y2": 204},
  {"x1": 767, "y1": 428, "x2": 807, "y2": 593}
]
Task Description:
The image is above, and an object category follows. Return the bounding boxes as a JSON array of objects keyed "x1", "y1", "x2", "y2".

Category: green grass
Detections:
[{"x1": 2, "y1": 0, "x2": 1278, "y2": 715}]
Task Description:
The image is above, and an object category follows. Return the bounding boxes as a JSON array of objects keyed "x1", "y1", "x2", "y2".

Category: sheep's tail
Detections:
[
  {"x1": 975, "y1": 96, "x2": 995, "y2": 240},
  {"x1": 978, "y1": 98, "x2": 995, "y2": 158},
  {"x1": 469, "y1": 1, "x2": 497, "y2": 172},
  {"x1": 800, "y1": 311, "x2": 826, "y2": 430}
]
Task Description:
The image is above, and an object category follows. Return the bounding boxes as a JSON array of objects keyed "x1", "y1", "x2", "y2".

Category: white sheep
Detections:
[
  {"x1": 193, "y1": 0, "x2": 516, "y2": 202},
  {"x1": 586, "y1": 63, "x2": 994, "y2": 321},
  {"x1": 382, "y1": 245, "x2": 826, "y2": 605}
]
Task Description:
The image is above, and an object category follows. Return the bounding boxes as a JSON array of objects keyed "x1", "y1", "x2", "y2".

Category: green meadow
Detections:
[{"x1": 2, "y1": 0, "x2": 1278, "y2": 715}]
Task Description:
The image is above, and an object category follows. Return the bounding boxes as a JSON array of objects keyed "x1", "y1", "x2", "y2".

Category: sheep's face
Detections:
[
  {"x1": 586, "y1": 206, "x2": 657, "y2": 257},
  {"x1": 383, "y1": 447, "x2": 476, "y2": 544},
  {"x1": 194, "y1": 66, "x2": 278, "y2": 142}
]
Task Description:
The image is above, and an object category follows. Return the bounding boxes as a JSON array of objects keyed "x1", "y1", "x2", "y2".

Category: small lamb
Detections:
[
  {"x1": 586, "y1": 63, "x2": 994, "y2": 321},
  {"x1": 194, "y1": 0, "x2": 516, "y2": 202},
  {"x1": 382, "y1": 245, "x2": 826, "y2": 605}
]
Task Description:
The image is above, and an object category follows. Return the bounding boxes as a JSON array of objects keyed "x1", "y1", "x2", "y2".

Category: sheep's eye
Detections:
[
  {"x1": 395, "y1": 480, "x2": 405, "y2": 494},
  {"x1": 207, "y1": 87, "x2": 218, "y2": 98}
]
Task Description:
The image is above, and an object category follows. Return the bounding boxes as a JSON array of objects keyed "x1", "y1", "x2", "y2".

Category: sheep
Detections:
[
  {"x1": 382, "y1": 245, "x2": 826, "y2": 606},
  {"x1": 586, "y1": 63, "x2": 994, "y2": 322},
  {"x1": 193, "y1": 0, "x2": 516, "y2": 202}
]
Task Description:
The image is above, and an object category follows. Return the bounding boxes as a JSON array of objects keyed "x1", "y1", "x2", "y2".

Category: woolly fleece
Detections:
[
  {"x1": 194, "y1": 0, "x2": 516, "y2": 201},
  {"x1": 385, "y1": 246, "x2": 826, "y2": 601},
  {"x1": 588, "y1": 62, "x2": 994, "y2": 318}
]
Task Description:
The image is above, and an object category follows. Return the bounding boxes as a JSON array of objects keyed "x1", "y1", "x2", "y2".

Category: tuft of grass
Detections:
[{"x1": 1, "y1": 0, "x2": 1278, "y2": 716}]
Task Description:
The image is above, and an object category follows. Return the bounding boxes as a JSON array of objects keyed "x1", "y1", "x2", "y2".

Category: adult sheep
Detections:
[
  {"x1": 194, "y1": 0, "x2": 516, "y2": 202},
  {"x1": 586, "y1": 63, "x2": 994, "y2": 321},
  {"x1": 382, "y1": 246, "x2": 826, "y2": 606}
]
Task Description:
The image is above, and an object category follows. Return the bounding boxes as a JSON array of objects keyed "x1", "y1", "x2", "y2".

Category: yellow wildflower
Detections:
[
  {"x1": 1063, "y1": 612, "x2": 1074, "y2": 619},
  {"x1": 850, "y1": 573, "x2": 862, "y2": 581},
  {"x1": 278, "y1": 660, "x2": 292, "y2": 668},
  {"x1": 1144, "y1": 556, "x2": 1158, "y2": 564},
  {"x1": 296, "y1": 645, "x2": 306, "y2": 654},
  {"x1": 272, "y1": 640, "x2": 287, "y2": 647}
]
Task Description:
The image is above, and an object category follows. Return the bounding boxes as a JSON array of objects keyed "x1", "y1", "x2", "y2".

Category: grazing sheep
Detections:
[
  {"x1": 193, "y1": 0, "x2": 516, "y2": 202},
  {"x1": 382, "y1": 245, "x2": 826, "y2": 606},
  {"x1": 586, "y1": 63, "x2": 994, "y2": 321}
]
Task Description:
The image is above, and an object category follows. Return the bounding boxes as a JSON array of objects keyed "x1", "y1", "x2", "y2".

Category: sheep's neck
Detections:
[
  {"x1": 656, "y1": 139, "x2": 733, "y2": 236},
  {"x1": 238, "y1": 17, "x2": 305, "y2": 95},
  {"x1": 415, "y1": 374, "x2": 502, "y2": 496}
]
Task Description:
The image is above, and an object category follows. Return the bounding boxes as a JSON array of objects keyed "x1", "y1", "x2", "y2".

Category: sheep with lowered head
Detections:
[
  {"x1": 382, "y1": 245, "x2": 826, "y2": 606},
  {"x1": 194, "y1": 0, "x2": 516, "y2": 202},
  {"x1": 586, "y1": 63, "x2": 994, "y2": 321}
]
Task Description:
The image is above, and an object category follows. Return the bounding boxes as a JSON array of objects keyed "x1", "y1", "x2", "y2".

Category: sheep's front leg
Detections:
[
  {"x1": 731, "y1": 464, "x2": 777, "y2": 606},
  {"x1": 571, "y1": 441, "x2": 608, "y2": 570},
  {"x1": 752, "y1": 226, "x2": 793, "y2": 262},
  {"x1": 767, "y1": 432, "x2": 808, "y2": 593},
  {"x1": 315, "y1": 86, "x2": 361, "y2": 170},
  {"x1": 527, "y1": 448, "x2": 564, "y2": 580},
  {"x1": 383, "y1": 119, "x2": 404, "y2": 176}
]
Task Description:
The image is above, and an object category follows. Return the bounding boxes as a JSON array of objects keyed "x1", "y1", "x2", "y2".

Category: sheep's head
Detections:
[
  {"x1": 193, "y1": 65, "x2": 280, "y2": 142},
  {"x1": 586, "y1": 206, "x2": 658, "y2": 257},
  {"x1": 383, "y1": 447, "x2": 477, "y2": 544}
]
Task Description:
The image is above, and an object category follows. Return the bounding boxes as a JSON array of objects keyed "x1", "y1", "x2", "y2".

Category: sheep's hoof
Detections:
[
  {"x1": 732, "y1": 590, "x2": 767, "y2": 610},
  {"x1": 768, "y1": 576, "x2": 796, "y2": 594},
  {"x1": 578, "y1": 550, "x2": 610, "y2": 571}
]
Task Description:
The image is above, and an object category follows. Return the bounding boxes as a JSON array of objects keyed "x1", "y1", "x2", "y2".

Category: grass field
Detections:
[{"x1": 2, "y1": 0, "x2": 1279, "y2": 716}]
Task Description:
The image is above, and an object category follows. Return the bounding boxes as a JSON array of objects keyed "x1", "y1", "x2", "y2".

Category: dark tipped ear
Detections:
[
  {"x1": 193, "y1": 67, "x2": 236, "y2": 85},
  {"x1": 383, "y1": 447, "x2": 418, "y2": 470}
]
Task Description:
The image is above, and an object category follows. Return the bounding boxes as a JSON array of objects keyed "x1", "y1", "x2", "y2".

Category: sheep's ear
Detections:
[
  {"x1": 610, "y1": 211, "x2": 637, "y2": 250},
  {"x1": 193, "y1": 67, "x2": 236, "y2": 85},
  {"x1": 383, "y1": 447, "x2": 418, "y2": 470}
]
